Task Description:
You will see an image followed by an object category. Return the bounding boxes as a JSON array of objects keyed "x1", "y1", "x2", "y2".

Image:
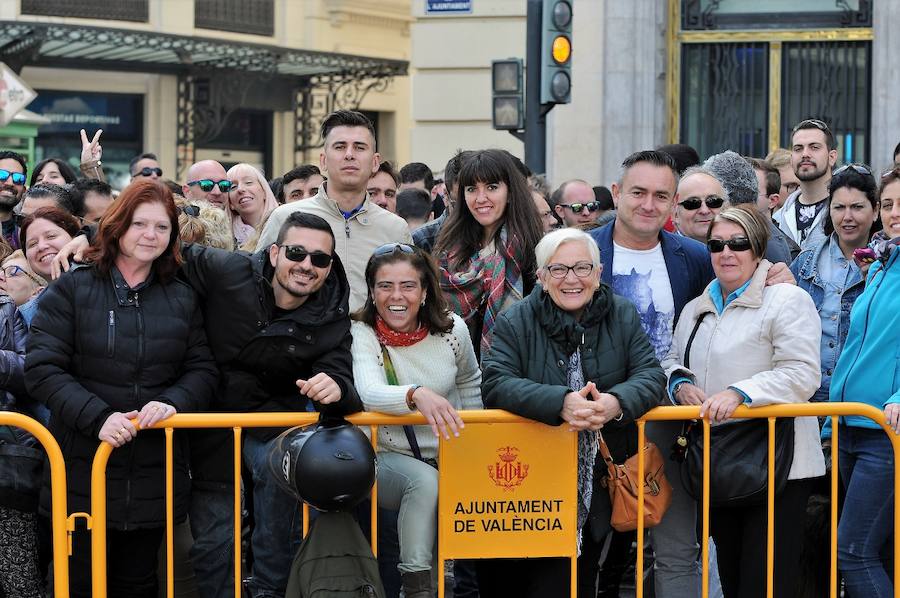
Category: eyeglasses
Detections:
[
  {"x1": 133, "y1": 167, "x2": 163, "y2": 178},
  {"x1": 0, "y1": 264, "x2": 42, "y2": 284},
  {"x1": 0, "y1": 169, "x2": 26, "y2": 186},
  {"x1": 187, "y1": 179, "x2": 234, "y2": 193},
  {"x1": 678, "y1": 195, "x2": 725, "y2": 211},
  {"x1": 833, "y1": 164, "x2": 872, "y2": 177},
  {"x1": 546, "y1": 261, "x2": 595, "y2": 279},
  {"x1": 373, "y1": 243, "x2": 415, "y2": 257},
  {"x1": 559, "y1": 202, "x2": 601, "y2": 214},
  {"x1": 280, "y1": 245, "x2": 333, "y2": 267},
  {"x1": 179, "y1": 204, "x2": 201, "y2": 217},
  {"x1": 707, "y1": 237, "x2": 753, "y2": 253}
]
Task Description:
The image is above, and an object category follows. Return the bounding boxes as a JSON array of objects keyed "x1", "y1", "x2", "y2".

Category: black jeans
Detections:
[
  {"x1": 476, "y1": 557, "x2": 571, "y2": 598},
  {"x1": 69, "y1": 526, "x2": 164, "y2": 598},
  {"x1": 711, "y1": 478, "x2": 814, "y2": 598}
]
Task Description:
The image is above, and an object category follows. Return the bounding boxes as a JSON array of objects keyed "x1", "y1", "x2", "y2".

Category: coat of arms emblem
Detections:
[{"x1": 487, "y1": 445, "x2": 529, "y2": 491}]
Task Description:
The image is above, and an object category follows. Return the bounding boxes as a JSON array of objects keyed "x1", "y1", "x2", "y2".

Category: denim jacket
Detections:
[{"x1": 790, "y1": 235, "x2": 865, "y2": 402}]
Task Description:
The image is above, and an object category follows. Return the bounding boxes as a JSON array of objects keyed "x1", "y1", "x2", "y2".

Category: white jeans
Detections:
[{"x1": 376, "y1": 451, "x2": 439, "y2": 573}]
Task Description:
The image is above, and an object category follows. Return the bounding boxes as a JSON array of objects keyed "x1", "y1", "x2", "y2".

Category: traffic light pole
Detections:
[{"x1": 524, "y1": 0, "x2": 546, "y2": 175}]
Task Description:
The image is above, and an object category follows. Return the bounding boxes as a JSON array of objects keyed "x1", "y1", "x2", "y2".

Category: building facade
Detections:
[
  {"x1": 1, "y1": 0, "x2": 411, "y2": 188},
  {"x1": 411, "y1": 0, "x2": 894, "y2": 188}
]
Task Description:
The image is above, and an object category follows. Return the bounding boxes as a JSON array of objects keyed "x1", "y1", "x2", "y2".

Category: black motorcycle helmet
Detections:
[{"x1": 268, "y1": 415, "x2": 377, "y2": 512}]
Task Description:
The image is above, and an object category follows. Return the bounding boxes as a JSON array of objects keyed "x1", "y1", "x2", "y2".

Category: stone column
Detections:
[{"x1": 871, "y1": 1, "x2": 900, "y2": 172}]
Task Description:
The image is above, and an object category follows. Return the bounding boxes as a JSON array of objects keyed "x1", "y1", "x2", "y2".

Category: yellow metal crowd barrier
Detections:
[{"x1": 13, "y1": 402, "x2": 893, "y2": 597}]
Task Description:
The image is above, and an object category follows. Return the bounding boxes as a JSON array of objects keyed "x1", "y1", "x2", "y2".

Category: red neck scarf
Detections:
[{"x1": 375, "y1": 315, "x2": 428, "y2": 347}]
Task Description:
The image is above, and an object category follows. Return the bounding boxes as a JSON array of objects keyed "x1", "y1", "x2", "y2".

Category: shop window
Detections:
[{"x1": 682, "y1": 0, "x2": 871, "y2": 30}]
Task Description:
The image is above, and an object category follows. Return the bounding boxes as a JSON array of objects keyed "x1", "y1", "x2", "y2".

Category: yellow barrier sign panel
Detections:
[{"x1": 438, "y1": 421, "x2": 577, "y2": 559}]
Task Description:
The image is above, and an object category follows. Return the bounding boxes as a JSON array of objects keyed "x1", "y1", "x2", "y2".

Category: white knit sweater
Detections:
[{"x1": 350, "y1": 313, "x2": 483, "y2": 459}]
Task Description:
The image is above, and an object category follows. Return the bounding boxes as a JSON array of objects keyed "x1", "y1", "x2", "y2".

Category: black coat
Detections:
[
  {"x1": 25, "y1": 265, "x2": 217, "y2": 529},
  {"x1": 481, "y1": 284, "x2": 666, "y2": 528}
]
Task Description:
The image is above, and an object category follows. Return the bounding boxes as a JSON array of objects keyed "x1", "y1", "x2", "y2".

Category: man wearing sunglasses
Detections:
[
  {"x1": 0, "y1": 151, "x2": 28, "y2": 249},
  {"x1": 129, "y1": 152, "x2": 163, "y2": 182},
  {"x1": 551, "y1": 179, "x2": 603, "y2": 227},
  {"x1": 673, "y1": 167, "x2": 727, "y2": 244},
  {"x1": 773, "y1": 118, "x2": 838, "y2": 251},
  {"x1": 182, "y1": 160, "x2": 230, "y2": 209}
]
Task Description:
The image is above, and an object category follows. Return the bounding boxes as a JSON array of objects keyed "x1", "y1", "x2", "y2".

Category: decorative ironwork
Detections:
[
  {"x1": 780, "y1": 40, "x2": 871, "y2": 163},
  {"x1": 195, "y1": 0, "x2": 274, "y2": 37},
  {"x1": 680, "y1": 42, "x2": 769, "y2": 159},
  {"x1": 21, "y1": 0, "x2": 148, "y2": 22},
  {"x1": 295, "y1": 73, "x2": 393, "y2": 154},
  {"x1": 0, "y1": 21, "x2": 407, "y2": 79},
  {"x1": 681, "y1": 0, "x2": 872, "y2": 31}
]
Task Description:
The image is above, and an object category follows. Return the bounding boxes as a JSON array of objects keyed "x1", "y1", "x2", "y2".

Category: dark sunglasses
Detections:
[
  {"x1": 833, "y1": 164, "x2": 872, "y2": 177},
  {"x1": 707, "y1": 237, "x2": 753, "y2": 253},
  {"x1": 0, "y1": 169, "x2": 26, "y2": 186},
  {"x1": 373, "y1": 243, "x2": 415, "y2": 257},
  {"x1": 281, "y1": 245, "x2": 333, "y2": 267},
  {"x1": 792, "y1": 118, "x2": 830, "y2": 134},
  {"x1": 187, "y1": 178, "x2": 234, "y2": 193},
  {"x1": 679, "y1": 195, "x2": 725, "y2": 211},
  {"x1": 133, "y1": 167, "x2": 163, "y2": 178},
  {"x1": 559, "y1": 201, "x2": 600, "y2": 214},
  {"x1": 179, "y1": 204, "x2": 201, "y2": 217}
]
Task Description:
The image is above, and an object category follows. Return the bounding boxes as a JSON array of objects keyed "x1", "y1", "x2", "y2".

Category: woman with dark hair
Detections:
[
  {"x1": 433, "y1": 149, "x2": 543, "y2": 358},
  {"x1": 350, "y1": 243, "x2": 482, "y2": 598},
  {"x1": 29, "y1": 158, "x2": 77, "y2": 187},
  {"x1": 790, "y1": 164, "x2": 879, "y2": 403},
  {"x1": 25, "y1": 180, "x2": 217, "y2": 598},
  {"x1": 19, "y1": 207, "x2": 81, "y2": 295}
]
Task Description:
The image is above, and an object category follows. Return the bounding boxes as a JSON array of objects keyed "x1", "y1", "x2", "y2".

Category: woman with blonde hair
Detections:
[
  {"x1": 226, "y1": 163, "x2": 279, "y2": 250},
  {"x1": 174, "y1": 197, "x2": 235, "y2": 250}
]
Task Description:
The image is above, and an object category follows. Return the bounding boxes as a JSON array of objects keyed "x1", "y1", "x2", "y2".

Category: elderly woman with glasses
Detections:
[
  {"x1": 350, "y1": 242, "x2": 482, "y2": 598},
  {"x1": 480, "y1": 228, "x2": 665, "y2": 598},
  {"x1": 662, "y1": 205, "x2": 824, "y2": 598}
]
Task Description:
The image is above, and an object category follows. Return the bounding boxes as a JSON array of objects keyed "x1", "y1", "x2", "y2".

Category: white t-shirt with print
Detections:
[{"x1": 611, "y1": 241, "x2": 675, "y2": 361}]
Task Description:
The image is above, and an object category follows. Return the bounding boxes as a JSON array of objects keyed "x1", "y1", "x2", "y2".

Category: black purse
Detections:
[{"x1": 676, "y1": 312, "x2": 795, "y2": 507}]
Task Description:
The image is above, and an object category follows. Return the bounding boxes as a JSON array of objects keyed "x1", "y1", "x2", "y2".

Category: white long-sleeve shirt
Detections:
[{"x1": 350, "y1": 312, "x2": 483, "y2": 459}]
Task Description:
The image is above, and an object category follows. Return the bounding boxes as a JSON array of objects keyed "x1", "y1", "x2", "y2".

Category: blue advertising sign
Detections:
[
  {"x1": 426, "y1": 0, "x2": 472, "y2": 14},
  {"x1": 29, "y1": 90, "x2": 142, "y2": 142}
]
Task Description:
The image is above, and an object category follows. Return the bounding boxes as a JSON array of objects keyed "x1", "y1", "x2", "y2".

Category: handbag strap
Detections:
[
  {"x1": 597, "y1": 431, "x2": 618, "y2": 479},
  {"x1": 380, "y1": 345, "x2": 425, "y2": 462},
  {"x1": 683, "y1": 312, "x2": 709, "y2": 370}
]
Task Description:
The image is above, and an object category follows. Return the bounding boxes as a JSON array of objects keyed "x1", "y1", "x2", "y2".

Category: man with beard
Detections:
[
  {"x1": 774, "y1": 119, "x2": 838, "y2": 251},
  {"x1": 0, "y1": 151, "x2": 27, "y2": 248},
  {"x1": 55, "y1": 211, "x2": 362, "y2": 598}
]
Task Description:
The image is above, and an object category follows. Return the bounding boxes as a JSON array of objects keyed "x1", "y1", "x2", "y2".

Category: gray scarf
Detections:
[{"x1": 567, "y1": 348, "x2": 598, "y2": 555}]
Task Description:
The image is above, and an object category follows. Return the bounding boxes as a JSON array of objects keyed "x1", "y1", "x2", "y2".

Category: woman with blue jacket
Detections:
[
  {"x1": 790, "y1": 165, "x2": 878, "y2": 403},
  {"x1": 827, "y1": 177, "x2": 900, "y2": 597}
]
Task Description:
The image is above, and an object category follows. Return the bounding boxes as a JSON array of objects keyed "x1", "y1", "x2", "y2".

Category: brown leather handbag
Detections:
[{"x1": 598, "y1": 432, "x2": 672, "y2": 532}]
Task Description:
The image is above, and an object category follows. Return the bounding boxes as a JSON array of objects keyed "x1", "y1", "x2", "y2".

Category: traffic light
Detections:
[
  {"x1": 491, "y1": 58, "x2": 524, "y2": 130},
  {"x1": 540, "y1": 0, "x2": 572, "y2": 104}
]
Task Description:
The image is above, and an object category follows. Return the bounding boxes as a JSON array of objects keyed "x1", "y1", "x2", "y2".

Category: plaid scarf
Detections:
[{"x1": 439, "y1": 228, "x2": 524, "y2": 357}]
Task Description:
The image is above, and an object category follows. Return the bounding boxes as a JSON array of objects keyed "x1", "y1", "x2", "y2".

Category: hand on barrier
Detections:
[
  {"x1": 765, "y1": 262, "x2": 796, "y2": 286},
  {"x1": 98, "y1": 410, "x2": 139, "y2": 448},
  {"x1": 562, "y1": 382, "x2": 607, "y2": 432},
  {"x1": 410, "y1": 386, "x2": 464, "y2": 439},
  {"x1": 885, "y1": 403, "x2": 900, "y2": 434},
  {"x1": 136, "y1": 401, "x2": 177, "y2": 429},
  {"x1": 675, "y1": 383, "x2": 707, "y2": 406},
  {"x1": 52, "y1": 235, "x2": 90, "y2": 279},
  {"x1": 296, "y1": 373, "x2": 342, "y2": 405},
  {"x1": 699, "y1": 389, "x2": 743, "y2": 423}
]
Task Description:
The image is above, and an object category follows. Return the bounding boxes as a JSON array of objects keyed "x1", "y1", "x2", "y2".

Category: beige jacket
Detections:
[
  {"x1": 661, "y1": 260, "x2": 826, "y2": 480},
  {"x1": 257, "y1": 185, "x2": 413, "y2": 312}
]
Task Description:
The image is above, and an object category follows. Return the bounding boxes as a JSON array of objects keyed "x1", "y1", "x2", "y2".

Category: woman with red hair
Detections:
[{"x1": 25, "y1": 180, "x2": 217, "y2": 598}]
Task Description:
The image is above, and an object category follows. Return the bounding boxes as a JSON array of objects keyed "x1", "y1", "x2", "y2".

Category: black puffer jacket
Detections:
[{"x1": 25, "y1": 265, "x2": 217, "y2": 529}]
